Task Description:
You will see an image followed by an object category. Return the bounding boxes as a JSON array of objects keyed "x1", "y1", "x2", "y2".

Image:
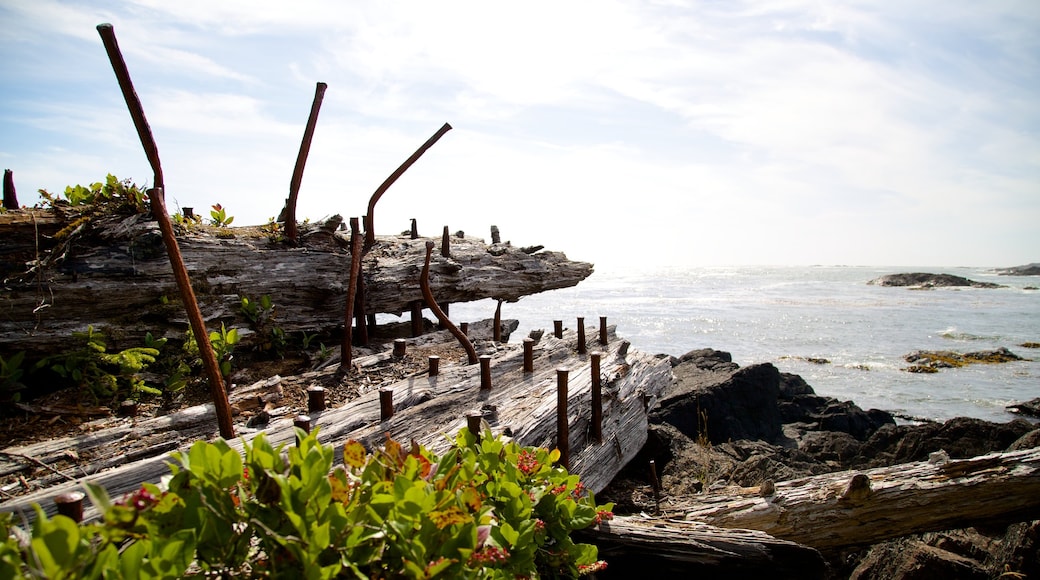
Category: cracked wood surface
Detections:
[{"x1": 0, "y1": 210, "x2": 593, "y2": 359}]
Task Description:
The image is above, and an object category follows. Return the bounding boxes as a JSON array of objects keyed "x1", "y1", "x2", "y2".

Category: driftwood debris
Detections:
[
  {"x1": 0, "y1": 208, "x2": 593, "y2": 360},
  {"x1": 577, "y1": 516, "x2": 828, "y2": 578},
  {"x1": 0, "y1": 324, "x2": 671, "y2": 522},
  {"x1": 678, "y1": 446, "x2": 1040, "y2": 553}
]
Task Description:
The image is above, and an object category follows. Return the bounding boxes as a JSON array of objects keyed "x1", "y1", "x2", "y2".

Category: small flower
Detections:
[
  {"x1": 593, "y1": 509, "x2": 614, "y2": 525},
  {"x1": 468, "y1": 545, "x2": 510, "y2": 567},
  {"x1": 118, "y1": 486, "x2": 159, "y2": 512},
  {"x1": 517, "y1": 449, "x2": 539, "y2": 474}
]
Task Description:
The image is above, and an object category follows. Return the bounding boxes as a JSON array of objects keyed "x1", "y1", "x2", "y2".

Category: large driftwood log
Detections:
[
  {"x1": 680, "y1": 447, "x2": 1040, "y2": 553},
  {"x1": 0, "y1": 209, "x2": 592, "y2": 359},
  {"x1": 0, "y1": 325, "x2": 671, "y2": 522},
  {"x1": 576, "y1": 516, "x2": 827, "y2": 578}
]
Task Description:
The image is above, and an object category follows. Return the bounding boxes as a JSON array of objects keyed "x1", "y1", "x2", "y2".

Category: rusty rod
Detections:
[
  {"x1": 97, "y1": 23, "x2": 233, "y2": 439},
  {"x1": 556, "y1": 368, "x2": 570, "y2": 469},
  {"x1": 341, "y1": 217, "x2": 363, "y2": 370},
  {"x1": 493, "y1": 300, "x2": 503, "y2": 342},
  {"x1": 364, "y1": 123, "x2": 452, "y2": 247},
  {"x1": 284, "y1": 81, "x2": 328, "y2": 244},
  {"x1": 3, "y1": 169, "x2": 18, "y2": 209},
  {"x1": 577, "y1": 317, "x2": 587, "y2": 354},
  {"x1": 420, "y1": 240, "x2": 478, "y2": 364},
  {"x1": 591, "y1": 351, "x2": 603, "y2": 444}
]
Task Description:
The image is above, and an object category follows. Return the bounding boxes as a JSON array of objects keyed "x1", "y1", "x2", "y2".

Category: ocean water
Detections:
[{"x1": 447, "y1": 266, "x2": 1040, "y2": 423}]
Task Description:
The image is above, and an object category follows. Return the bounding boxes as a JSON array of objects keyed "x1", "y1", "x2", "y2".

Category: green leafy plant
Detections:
[
  {"x1": 0, "y1": 351, "x2": 26, "y2": 402},
  {"x1": 38, "y1": 174, "x2": 148, "y2": 215},
  {"x1": 1, "y1": 429, "x2": 612, "y2": 578},
  {"x1": 209, "y1": 203, "x2": 234, "y2": 227},
  {"x1": 240, "y1": 295, "x2": 287, "y2": 358},
  {"x1": 172, "y1": 209, "x2": 202, "y2": 233},
  {"x1": 36, "y1": 326, "x2": 161, "y2": 401},
  {"x1": 184, "y1": 324, "x2": 240, "y2": 379},
  {"x1": 262, "y1": 217, "x2": 285, "y2": 243}
]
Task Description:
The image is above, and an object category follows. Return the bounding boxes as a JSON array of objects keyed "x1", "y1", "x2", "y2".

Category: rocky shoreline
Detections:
[{"x1": 599, "y1": 348, "x2": 1040, "y2": 578}]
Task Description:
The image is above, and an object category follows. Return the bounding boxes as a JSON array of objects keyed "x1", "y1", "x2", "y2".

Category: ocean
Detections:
[{"x1": 447, "y1": 266, "x2": 1040, "y2": 423}]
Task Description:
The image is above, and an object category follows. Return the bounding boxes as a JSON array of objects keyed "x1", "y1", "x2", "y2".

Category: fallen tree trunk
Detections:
[
  {"x1": 0, "y1": 209, "x2": 592, "y2": 360},
  {"x1": 0, "y1": 324, "x2": 670, "y2": 522},
  {"x1": 679, "y1": 447, "x2": 1040, "y2": 553},
  {"x1": 576, "y1": 516, "x2": 828, "y2": 578}
]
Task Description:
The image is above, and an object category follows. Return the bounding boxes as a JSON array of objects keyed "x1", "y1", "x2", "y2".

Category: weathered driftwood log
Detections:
[
  {"x1": 0, "y1": 325, "x2": 670, "y2": 522},
  {"x1": 0, "y1": 209, "x2": 593, "y2": 359},
  {"x1": 679, "y1": 447, "x2": 1040, "y2": 553},
  {"x1": 576, "y1": 516, "x2": 827, "y2": 578}
]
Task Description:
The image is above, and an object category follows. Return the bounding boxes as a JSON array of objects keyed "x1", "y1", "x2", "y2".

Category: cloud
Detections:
[{"x1": 1, "y1": 0, "x2": 1037, "y2": 267}]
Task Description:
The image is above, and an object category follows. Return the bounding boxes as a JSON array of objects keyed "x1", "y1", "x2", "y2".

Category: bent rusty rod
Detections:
[
  {"x1": 364, "y1": 123, "x2": 452, "y2": 247},
  {"x1": 283, "y1": 81, "x2": 328, "y2": 244},
  {"x1": 420, "y1": 241, "x2": 478, "y2": 364},
  {"x1": 96, "y1": 23, "x2": 234, "y2": 439}
]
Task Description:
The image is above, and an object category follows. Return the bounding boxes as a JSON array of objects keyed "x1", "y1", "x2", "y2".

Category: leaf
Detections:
[
  {"x1": 459, "y1": 487, "x2": 482, "y2": 513},
  {"x1": 342, "y1": 440, "x2": 367, "y2": 469},
  {"x1": 428, "y1": 506, "x2": 470, "y2": 530}
]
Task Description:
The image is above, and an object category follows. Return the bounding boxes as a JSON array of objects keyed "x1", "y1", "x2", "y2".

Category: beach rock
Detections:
[
  {"x1": 654, "y1": 357, "x2": 784, "y2": 444},
  {"x1": 1008, "y1": 397, "x2": 1040, "y2": 418},
  {"x1": 994, "y1": 263, "x2": 1040, "y2": 276},
  {"x1": 903, "y1": 347, "x2": 1024, "y2": 373},
  {"x1": 857, "y1": 417, "x2": 1035, "y2": 466},
  {"x1": 846, "y1": 521, "x2": 1040, "y2": 580},
  {"x1": 867, "y1": 272, "x2": 1004, "y2": 288},
  {"x1": 849, "y1": 538, "x2": 988, "y2": 579},
  {"x1": 1008, "y1": 429, "x2": 1040, "y2": 451},
  {"x1": 777, "y1": 372, "x2": 895, "y2": 440}
]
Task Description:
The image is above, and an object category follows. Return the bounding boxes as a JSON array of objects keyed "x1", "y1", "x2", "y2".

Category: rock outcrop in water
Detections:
[
  {"x1": 867, "y1": 272, "x2": 1004, "y2": 288},
  {"x1": 995, "y1": 263, "x2": 1040, "y2": 276},
  {"x1": 902, "y1": 347, "x2": 1025, "y2": 373}
]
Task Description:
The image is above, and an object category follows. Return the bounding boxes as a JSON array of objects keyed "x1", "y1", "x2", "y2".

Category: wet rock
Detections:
[
  {"x1": 994, "y1": 263, "x2": 1040, "y2": 276},
  {"x1": 846, "y1": 521, "x2": 1040, "y2": 580},
  {"x1": 868, "y1": 272, "x2": 1004, "y2": 288},
  {"x1": 654, "y1": 357, "x2": 784, "y2": 444},
  {"x1": 849, "y1": 539, "x2": 988, "y2": 580},
  {"x1": 858, "y1": 417, "x2": 1035, "y2": 466},
  {"x1": 1008, "y1": 397, "x2": 1040, "y2": 418}
]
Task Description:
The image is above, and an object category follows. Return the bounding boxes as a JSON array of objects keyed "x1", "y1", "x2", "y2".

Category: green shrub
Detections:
[
  {"x1": 1, "y1": 429, "x2": 612, "y2": 578},
  {"x1": 36, "y1": 326, "x2": 161, "y2": 401}
]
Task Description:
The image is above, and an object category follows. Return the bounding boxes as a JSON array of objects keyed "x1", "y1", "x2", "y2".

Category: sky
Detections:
[{"x1": 1, "y1": 1, "x2": 1038, "y2": 270}]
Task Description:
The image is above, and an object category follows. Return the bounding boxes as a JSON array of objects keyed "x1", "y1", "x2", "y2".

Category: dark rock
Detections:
[
  {"x1": 846, "y1": 521, "x2": 1040, "y2": 580},
  {"x1": 673, "y1": 348, "x2": 739, "y2": 373},
  {"x1": 903, "y1": 347, "x2": 1024, "y2": 372},
  {"x1": 868, "y1": 272, "x2": 1005, "y2": 288},
  {"x1": 776, "y1": 372, "x2": 895, "y2": 440},
  {"x1": 1008, "y1": 397, "x2": 1040, "y2": 418},
  {"x1": 1008, "y1": 429, "x2": 1040, "y2": 451},
  {"x1": 654, "y1": 359, "x2": 784, "y2": 444},
  {"x1": 858, "y1": 417, "x2": 1034, "y2": 466},
  {"x1": 849, "y1": 539, "x2": 988, "y2": 580},
  {"x1": 994, "y1": 263, "x2": 1040, "y2": 276}
]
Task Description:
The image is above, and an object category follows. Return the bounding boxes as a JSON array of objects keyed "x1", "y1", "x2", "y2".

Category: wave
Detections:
[{"x1": 939, "y1": 327, "x2": 997, "y2": 342}]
